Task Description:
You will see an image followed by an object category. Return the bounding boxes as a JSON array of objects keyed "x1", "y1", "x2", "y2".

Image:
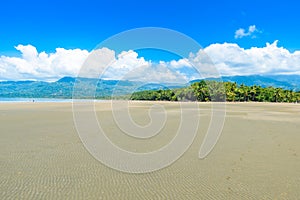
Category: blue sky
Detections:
[
  {"x1": 1, "y1": 0, "x2": 300, "y2": 81},
  {"x1": 1, "y1": 0, "x2": 300, "y2": 53}
]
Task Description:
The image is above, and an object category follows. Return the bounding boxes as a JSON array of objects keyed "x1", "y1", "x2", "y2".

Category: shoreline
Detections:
[{"x1": 0, "y1": 99, "x2": 298, "y2": 105}]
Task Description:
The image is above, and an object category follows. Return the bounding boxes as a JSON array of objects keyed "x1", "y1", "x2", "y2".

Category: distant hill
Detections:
[
  {"x1": 0, "y1": 75, "x2": 299, "y2": 98},
  {"x1": 0, "y1": 77, "x2": 186, "y2": 98},
  {"x1": 57, "y1": 76, "x2": 76, "y2": 83}
]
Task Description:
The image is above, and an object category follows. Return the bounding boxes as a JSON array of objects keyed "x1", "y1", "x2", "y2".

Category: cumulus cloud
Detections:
[
  {"x1": 99, "y1": 51, "x2": 189, "y2": 83},
  {"x1": 235, "y1": 25, "x2": 259, "y2": 39},
  {"x1": 203, "y1": 40, "x2": 300, "y2": 76},
  {"x1": 80, "y1": 47, "x2": 116, "y2": 79},
  {"x1": 102, "y1": 50, "x2": 150, "y2": 80},
  {"x1": 1, "y1": 41, "x2": 300, "y2": 82},
  {"x1": 0, "y1": 44, "x2": 89, "y2": 81},
  {"x1": 120, "y1": 62, "x2": 187, "y2": 83}
]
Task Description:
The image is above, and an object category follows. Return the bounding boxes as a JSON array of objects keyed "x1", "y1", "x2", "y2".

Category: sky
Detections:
[{"x1": 1, "y1": 0, "x2": 300, "y2": 81}]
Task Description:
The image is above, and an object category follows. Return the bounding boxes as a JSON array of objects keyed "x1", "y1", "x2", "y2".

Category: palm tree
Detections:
[
  {"x1": 224, "y1": 82, "x2": 236, "y2": 102},
  {"x1": 249, "y1": 85, "x2": 257, "y2": 101},
  {"x1": 130, "y1": 80, "x2": 300, "y2": 103},
  {"x1": 274, "y1": 88, "x2": 284, "y2": 102}
]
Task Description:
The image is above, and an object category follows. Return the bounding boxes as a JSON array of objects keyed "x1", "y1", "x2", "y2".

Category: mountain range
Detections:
[{"x1": 0, "y1": 75, "x2": 299, "y2": 98}]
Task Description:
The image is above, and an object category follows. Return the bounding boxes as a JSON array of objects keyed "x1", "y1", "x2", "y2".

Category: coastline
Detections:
[{"x1": 0, "y1": 98, "x2": 298, "y2": 105}]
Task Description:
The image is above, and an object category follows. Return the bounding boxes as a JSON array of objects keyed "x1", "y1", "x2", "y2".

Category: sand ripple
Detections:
[{"x1": 0, "y1": 102, "x2": 300, "y2": 199}]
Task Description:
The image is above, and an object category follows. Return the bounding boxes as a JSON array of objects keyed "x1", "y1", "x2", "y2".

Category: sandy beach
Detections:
[{"x1": 0, "y1": 101, "x2": 300, "y2": 199}]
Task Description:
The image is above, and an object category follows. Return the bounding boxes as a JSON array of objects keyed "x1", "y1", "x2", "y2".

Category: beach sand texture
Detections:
[{"x1": 0, "y1": 102, "x2": 300, "y2": 199}]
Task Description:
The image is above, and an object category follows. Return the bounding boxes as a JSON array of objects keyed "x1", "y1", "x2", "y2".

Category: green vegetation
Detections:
[
  {"x1": 0, "y1": 77, "x2": 181, "y2": 99},
  {"x1": 1, "y1": 76, "x2": 299, "y2": 102},
  {"x1": 130, "y1": 80, "x2": 300, "y2": 103}
]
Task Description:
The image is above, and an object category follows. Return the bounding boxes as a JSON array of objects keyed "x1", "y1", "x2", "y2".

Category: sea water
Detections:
[{"x1": 0, "y1": 98, "x2": 105, "y2": 103}]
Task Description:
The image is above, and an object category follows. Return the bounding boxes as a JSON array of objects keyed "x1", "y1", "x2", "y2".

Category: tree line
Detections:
[{"x1": 130, "y1": 80, "x2": 300, "y2": 103}]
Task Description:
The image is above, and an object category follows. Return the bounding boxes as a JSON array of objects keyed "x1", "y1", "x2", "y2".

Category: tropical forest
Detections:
[{"x1": 130, "y1": 80, "x2": 300, "y2": 103}]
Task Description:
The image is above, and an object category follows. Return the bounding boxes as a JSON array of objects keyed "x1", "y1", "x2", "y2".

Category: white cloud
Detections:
[
  {"x1": 203, "y1": 40, "x2": 300, "y2": 76},
  {"x1": 80, "y1": 47, "x2": 116, "y2": 79},
  {"x1": 120, "y1": 62, "x2": 187, "y2": 83},
  {"x1": 169, "y1": 58, "x2": 192, "y2": 68},
  {"x1": 0, "y1": 44, "x2": 89, "y2": 81},
  {"x1": 103, "y1": 50, "x2": 150, "y2": 79},
  {"x1": 1, "y1": 41, "x2": 300, "y2": 82},
  {"x1": 100, "y1": 51, "x2": 188, "y2": 83},
  {"x1": 235, "y1": 25, "x2": 259, "y2": 39}
]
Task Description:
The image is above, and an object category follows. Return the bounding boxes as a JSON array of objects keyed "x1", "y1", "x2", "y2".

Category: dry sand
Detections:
[{"x1": 0, "y1": 101, "x2": 300, "y2": 199}]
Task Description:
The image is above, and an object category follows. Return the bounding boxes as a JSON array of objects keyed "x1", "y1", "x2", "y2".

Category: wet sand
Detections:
[{"x1": 0, "y1": 102, "x2": 300, "y2": 199}]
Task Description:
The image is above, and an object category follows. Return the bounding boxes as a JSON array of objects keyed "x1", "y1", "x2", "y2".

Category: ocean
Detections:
[{"x1": 0, "y1": 98, "x2": 105, "y2": 103}]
